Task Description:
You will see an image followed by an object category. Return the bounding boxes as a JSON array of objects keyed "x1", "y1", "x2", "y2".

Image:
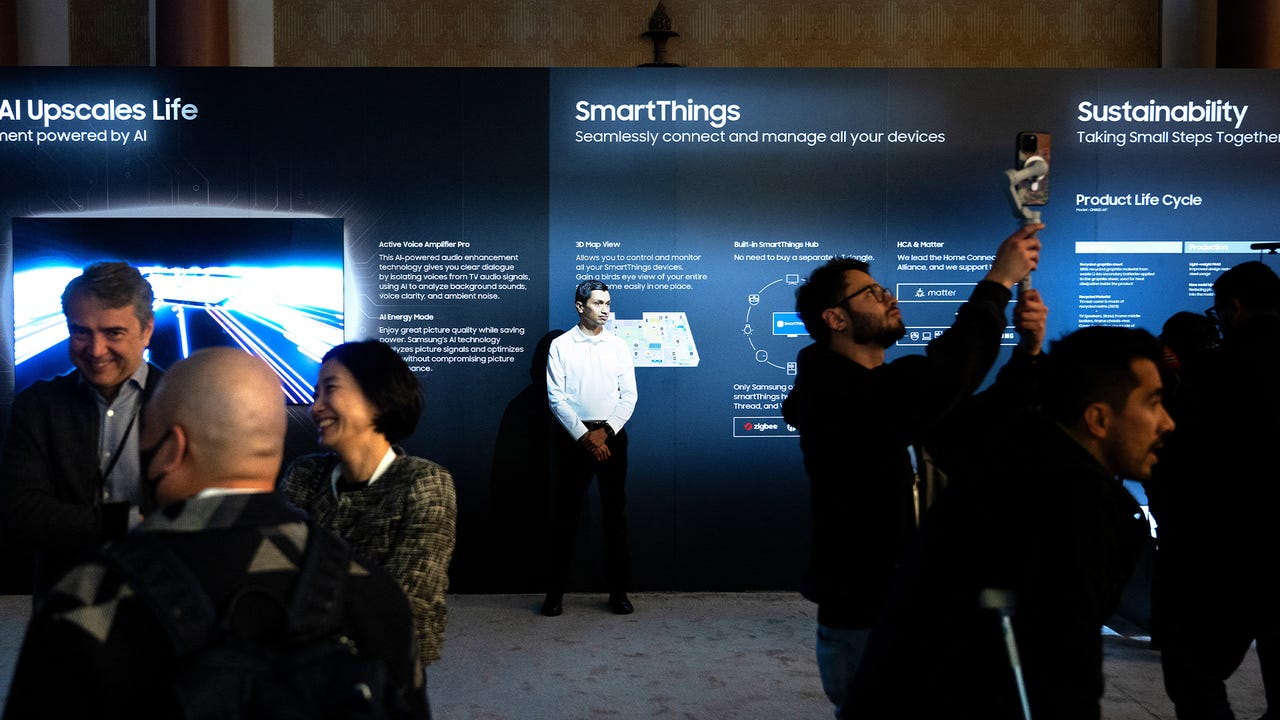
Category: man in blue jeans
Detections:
[{"x1": 782, "y1": 224, "x2": 1042, "y2": 717}]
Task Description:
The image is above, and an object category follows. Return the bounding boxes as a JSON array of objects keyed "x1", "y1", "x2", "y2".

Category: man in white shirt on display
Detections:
[{"x1": 543, "y1": 279, "x2": 639, "y2": 617}]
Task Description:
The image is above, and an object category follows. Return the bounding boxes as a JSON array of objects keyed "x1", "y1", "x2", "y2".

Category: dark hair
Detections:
[
  {"x1": 60, "y1": 261, "x2": 155, "y2": 328},
  {"x1": 1160, "y1": 311, "x2": 1218, "y2": 362},
  {"x1": 1040, "y1": 326, "x2": 1164, "y2": 425},
  {"x1": 322, "y1": 340, "x2": 422, "y2": 443},
  {"x1": 1213, "y1": 260, "x2": 1280, "y2": 313},
  {"x1": 575, "y1": 279, "x2": 609, "y2": 305},
  {"x1": 795, "y1": 257, "x2": 870, "y2": 345}
]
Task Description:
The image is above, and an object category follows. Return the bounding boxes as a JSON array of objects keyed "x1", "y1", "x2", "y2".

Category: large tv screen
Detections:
[{"x1": 13, "y1": 217, "x2": 344, "y2": 404}]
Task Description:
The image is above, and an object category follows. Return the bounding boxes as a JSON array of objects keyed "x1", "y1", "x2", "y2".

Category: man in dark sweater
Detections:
[{"x1": 781, "y1": 223, "x2": 1042, "y2": 718}]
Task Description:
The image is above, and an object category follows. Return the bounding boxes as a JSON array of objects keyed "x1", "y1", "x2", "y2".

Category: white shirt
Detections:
[
  {"x1": 546, "y1": 324, "x2": 638, "y2": 440},
  {"x1": 327, "y1": 445, "x2": 397, "y2": 496}
]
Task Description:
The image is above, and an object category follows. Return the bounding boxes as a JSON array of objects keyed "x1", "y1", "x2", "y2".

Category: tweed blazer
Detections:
[{"x1": 281, "y1": 448, "x2": 457, "y2": 665}]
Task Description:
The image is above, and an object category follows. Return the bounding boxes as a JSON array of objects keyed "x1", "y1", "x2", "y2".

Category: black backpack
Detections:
[{"x1": 100, "y1": 523, "x2": 410, "y2": 720}]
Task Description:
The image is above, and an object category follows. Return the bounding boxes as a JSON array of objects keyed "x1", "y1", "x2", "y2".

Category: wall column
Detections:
[
  {"x1": 156, "y1": 0, "x2": 228, "y2": 66},
  {"x1": 0, "y1": 0, "x2": 17, "y2": 65},
  {"x1": 1217, "y1": 1, "x2": 1280, "y2": 67},
  {"x1": 1162, "y1": 0, "x2": 1216, "y2": 67}
]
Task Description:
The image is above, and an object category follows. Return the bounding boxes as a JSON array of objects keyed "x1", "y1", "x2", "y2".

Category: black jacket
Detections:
[
  {"x1": 1, "y1": 364, "x2": 164, "y2": 594},
  {"x1": 3, "y1": 491, "x2": 429, "y2": 719},
  {"x1": 781, "y1": 280, "x2": 1011, "y2": 627},
  {"x1": 848, "y1": 412, "x2": 1148, "y2": 720}
]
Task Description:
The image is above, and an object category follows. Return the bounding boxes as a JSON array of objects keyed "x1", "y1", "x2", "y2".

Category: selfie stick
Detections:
[
  {"x1": 1004, "y1": 156, "x2": 1048, "y2": 292},
  {"x1": 980, "y1": 588, "x2": 1033, "y2": 720}
]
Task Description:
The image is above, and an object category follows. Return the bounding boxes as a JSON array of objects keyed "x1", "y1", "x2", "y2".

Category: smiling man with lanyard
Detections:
[{"x1": 1, "y1": 261, "x2": 163, "y2": 597}]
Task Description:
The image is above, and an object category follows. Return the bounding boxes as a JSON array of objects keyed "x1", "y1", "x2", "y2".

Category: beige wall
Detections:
[
  {"x1": 46, "y1": 0, "x2": 1163, "y2": 68},
  {"x1": 273, "y1": 0, "x2": 1161, "y2": 68}
]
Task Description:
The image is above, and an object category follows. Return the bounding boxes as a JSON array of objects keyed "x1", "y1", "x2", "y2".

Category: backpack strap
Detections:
[
  {"x1": 287, "y1": 521, "x2": 353, "y2": 638},
  {"x1": 100, "y1": 519, "x2": 355, "y2": 653},
  {"x1": 99, "y1": 536, "x2": 217, "y2": 657}
]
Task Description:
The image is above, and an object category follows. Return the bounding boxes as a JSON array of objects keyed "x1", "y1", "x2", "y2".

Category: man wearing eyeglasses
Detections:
[
  {"x1": 781, "y1": 223, "x2": 1043, "y2": 718},
  {"x1": 1148, "y1": 260, "x2": 1279, "y2": 720}
]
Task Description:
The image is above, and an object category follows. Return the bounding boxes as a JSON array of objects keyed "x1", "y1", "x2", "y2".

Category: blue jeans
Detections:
[{"x1": 816, "y1": 623, "x2": 871, "y2": 719}]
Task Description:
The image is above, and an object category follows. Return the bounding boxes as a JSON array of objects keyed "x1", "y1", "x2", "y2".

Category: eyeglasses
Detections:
[
  {"x1": 831, "y1": 283, "x2": 893, "y2": 308},
  {"x1": 1204, "y1": 306, "x2": 1220, "y2": 324}
]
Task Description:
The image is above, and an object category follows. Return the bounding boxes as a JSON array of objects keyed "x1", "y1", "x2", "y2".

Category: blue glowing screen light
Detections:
[{"x1": 13, "y1": 217, "x2": 344, "y2": 404}]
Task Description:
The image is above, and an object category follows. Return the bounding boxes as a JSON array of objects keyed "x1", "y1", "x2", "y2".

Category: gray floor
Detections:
[{"x1": 0, "y1": 592, "x2": 1267, "y2": 719}]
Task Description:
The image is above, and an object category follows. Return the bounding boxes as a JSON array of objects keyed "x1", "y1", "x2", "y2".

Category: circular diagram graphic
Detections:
[{"x1": 743, "y1": 274, "x2": 807, "y2": 372}]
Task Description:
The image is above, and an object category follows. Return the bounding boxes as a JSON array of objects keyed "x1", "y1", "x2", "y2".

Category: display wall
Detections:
[{"x1": 3, "y1": 68, "x2": 1278, "y2": 593}]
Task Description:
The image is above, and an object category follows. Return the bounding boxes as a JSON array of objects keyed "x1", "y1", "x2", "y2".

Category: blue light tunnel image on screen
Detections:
[{"x1": 12, "y1": 217, "x2": 344, "y2": 404}]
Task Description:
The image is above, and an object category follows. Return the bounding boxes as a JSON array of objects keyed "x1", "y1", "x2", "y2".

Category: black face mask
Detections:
[{"x1": 137, "y1": 428, "x2": 173, "y2": 516}]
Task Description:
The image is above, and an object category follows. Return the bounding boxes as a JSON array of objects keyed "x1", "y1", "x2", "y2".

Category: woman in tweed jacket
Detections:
[{"x1": 281, "y1": 340, "x2": 457, "y2": 665}]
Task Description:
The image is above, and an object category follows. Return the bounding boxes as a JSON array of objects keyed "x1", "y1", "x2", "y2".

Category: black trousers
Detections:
[
  {"x1": 1155, "y1": 548, "x2": 1278, "y2": 719},
  {"x1": 547, "y1": 427, "x2": 630, "y2": 596}
]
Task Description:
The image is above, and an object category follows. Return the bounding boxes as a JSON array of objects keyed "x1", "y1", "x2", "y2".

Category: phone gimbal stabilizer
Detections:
[
  {"x1": 1005, "y1": 156, "x2": 1048, "y2": 224},
  {"x1": 1003, "y1": 155, "x2": 1048, "y2": 291}
]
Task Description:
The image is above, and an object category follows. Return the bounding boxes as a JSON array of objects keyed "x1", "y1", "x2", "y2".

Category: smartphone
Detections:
[{"x1": 1014, "y1": 131, "x2": 1050, "y2": 206}]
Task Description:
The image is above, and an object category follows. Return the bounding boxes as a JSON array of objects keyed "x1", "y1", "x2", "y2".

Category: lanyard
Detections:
[{"x1": 100, "y1": 406, "x2": 140, "y2": 487}]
